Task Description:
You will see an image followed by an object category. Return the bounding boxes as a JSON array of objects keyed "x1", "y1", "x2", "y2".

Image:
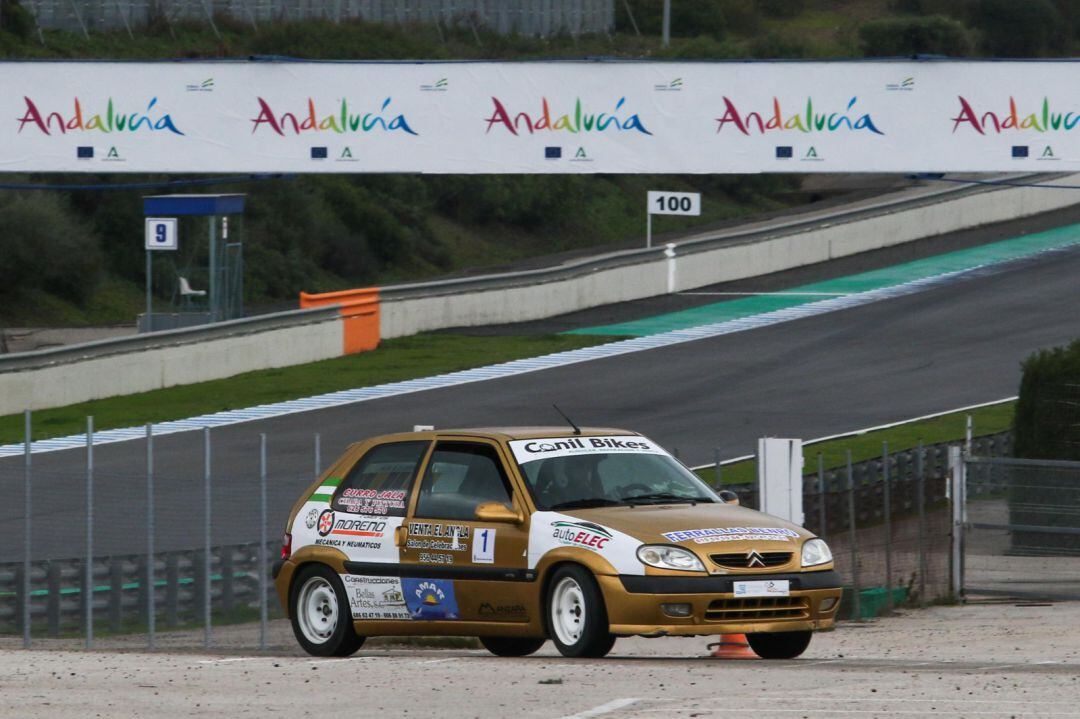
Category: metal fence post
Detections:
[
  {"x1": 147, "y1": 423, "x2": 155, "y2": 650},
  {"x1": 948, "y1": 445, "x2": 965, "y2": 599},
  {"x1": 847, "y1": 450, "x2": 860, "y2": 621},
  {"x1": 314, "y1": 432, "x2": 321, "y2": 479},
  {"x1": 260, "y1": 433, "x2": 268, "y2": 651},
  {"x1": 23, "y1": 410, "x2": 32, "y2": 648},
  {"x1": 883, "y1": 441, "x2": 893, "y2": 613},
  {"x1": 817, "y1": 453, "x2": 826, "y2": 539},
  {"x1": 916, "y1": 440, "x2": 927, "y2": 608},
  {"x1": 204, "y1": 427, "x2": 212, "y2": 649},
  {"x1": 86, "y1": 416, "x2": 94, "y2": 649}
]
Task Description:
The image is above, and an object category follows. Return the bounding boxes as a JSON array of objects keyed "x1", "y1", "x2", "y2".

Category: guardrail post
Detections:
[
  {"x1": 949, "y1": 445, "x2": 965, "y2": 599},
  {"x1": 109, "y1": 559, "x2": 123, "y2": 632},
  {"x1": 47, "y1": 562, "x2": 60, "y2": 636},
  {"x1": 85, "y1": 415, "x2": 94, "y2": 649},
  {"x1": 847, "y1": 450, "x2": 860, "y2": 621},
  {"x1": 259, "y1": 433, "x2": 268, "y2": 651},
  {"x1": 165, "y1": 553, "x2": 179, "y2": 628},
  {"x1": 883, "y1": 441, "x2": 893, "y2": 613},
  {"x1": 221, "y1": 549, "x2": 234, "y2": 616},
  {"x1": 14, "y1": 564, "x2": 26, "y2": 639},
  {"x1": 23, "y1": 409, "x2": 32, "y2": 648}
]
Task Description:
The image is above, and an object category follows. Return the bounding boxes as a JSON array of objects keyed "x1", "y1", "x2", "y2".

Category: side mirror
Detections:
[
  {"x1": 718, "y1": 490, "x2": 740, "y2": 506},
  {"x1": 475, "y1": 501, "x2": 524, "y2": 524}
]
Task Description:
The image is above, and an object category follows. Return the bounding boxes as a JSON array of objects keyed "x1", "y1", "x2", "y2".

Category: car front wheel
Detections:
[
  {"x1": 546, "y1": 565, "x2": 616, "y2": 658},
  {"x1": 290, "y1": 564, "x2": 365, "y2": 657},
  {"x1": 746, "y1": 630, "x2": 812, "y2": 659}
]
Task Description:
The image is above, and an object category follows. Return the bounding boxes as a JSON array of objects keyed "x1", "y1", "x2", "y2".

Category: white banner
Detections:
[{"x1": 4, "y1": 60, "x2": 1080, "y2": 173}]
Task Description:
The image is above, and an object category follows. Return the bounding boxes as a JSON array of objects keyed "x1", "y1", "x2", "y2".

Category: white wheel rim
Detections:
[
  {"x1": 297, "y1": 576, "x2": 339, "y2": 645},
  {"x1": 550, "y1": 576, "x2": 586, "y2": 646}
]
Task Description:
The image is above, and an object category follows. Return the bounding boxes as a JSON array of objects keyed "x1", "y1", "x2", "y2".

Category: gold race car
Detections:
[{"x1": 273, "y1": 427, "x2": 841, "y2": 659}]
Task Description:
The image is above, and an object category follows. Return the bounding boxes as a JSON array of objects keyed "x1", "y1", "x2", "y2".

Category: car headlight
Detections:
[
  {"x1": 801, "y1": 538, "x2": 833, "y2": 567},
  {"x1": 637, "y1": 545, "x2": 705, "y2": 572}
]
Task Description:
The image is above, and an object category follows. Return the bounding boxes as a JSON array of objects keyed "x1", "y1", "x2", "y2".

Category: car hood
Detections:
[{"x1": 560, "y1": 502, "x2": 813, "y2": 549}]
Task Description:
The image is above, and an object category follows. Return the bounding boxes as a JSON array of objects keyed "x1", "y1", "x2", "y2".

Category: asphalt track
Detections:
[{"x1": 4, "y1": 224, "x2": 1080, "y2": 557}]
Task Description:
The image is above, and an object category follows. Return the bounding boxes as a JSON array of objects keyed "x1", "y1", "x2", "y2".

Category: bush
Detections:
[
  {"x1": 859, "y1": 15, "x2": 972, "y2": 56},
  {"x1": 0, "y1": 193, "x2": 102, "y2": 306},
  {"x1": 616, "y1": 0, "x2": 727, "y2": 39},
  {"x1": 1014, "y1": 339, "x2": 1080, "y2": 461},
  {"x1": 1, "y1": 0, "x2": 36, "y2": 40}
]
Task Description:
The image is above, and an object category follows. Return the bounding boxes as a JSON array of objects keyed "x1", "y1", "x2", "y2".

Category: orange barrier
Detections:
[
  {"x1": 706, "y1": 634, "x2": 758, "y2": 659},
  {"x1": 299, "y1": 287, "x2": 380, "y2": 355}
]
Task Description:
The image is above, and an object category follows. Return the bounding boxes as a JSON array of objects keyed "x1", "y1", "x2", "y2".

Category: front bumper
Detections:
[{"x1": 600, "y1": 569, "x2": 842, "y2": 637}]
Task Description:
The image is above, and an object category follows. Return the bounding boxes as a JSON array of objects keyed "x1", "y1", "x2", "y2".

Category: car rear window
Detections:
[{"x1": 331, "y1": 440, "x2": 429, "y2": 517}]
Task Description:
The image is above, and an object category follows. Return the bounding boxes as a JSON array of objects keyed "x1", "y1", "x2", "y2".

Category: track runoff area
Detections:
[{"x1": 2, "y1": 602, "x2": 1077, "y2": 718}]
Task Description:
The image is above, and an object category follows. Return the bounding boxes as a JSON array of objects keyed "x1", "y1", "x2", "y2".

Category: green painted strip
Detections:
[
  {"x1": 0, "y1": 571, "x2": 252, "y2": 598},
  {"x1": 310, "y1": 493, "x2": 334, "y2": 502},
  {"x1": 569, "y1": 223, "x2": 1080, "y2": 337},
  {"x1": 322, "y1": 476, "x2": 344, "y2": 487}
]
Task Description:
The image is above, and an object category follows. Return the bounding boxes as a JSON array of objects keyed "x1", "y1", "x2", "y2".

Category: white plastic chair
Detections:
[{"x1": 178, "y1": 276, "x2": 207, "y2": 308}]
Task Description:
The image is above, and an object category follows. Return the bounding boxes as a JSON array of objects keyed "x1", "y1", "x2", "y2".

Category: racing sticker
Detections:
[
  {"x1": 472, "y1": 528, "x2": 496, "y2": 564},
  {"x1": 661, "y1": 527, "x2": 799, "y2": 544},
  {"x1": 402, "y1": 578, "x2": 459, "y2": 620},
  {"x1": 290, "y1": 502, "x2": 404, "y2": 565},
  {"x1": 407, "y1": 522, "x2": 470, "y2": 563},
  {"x1": 528, "y1": 511, "x2": 645, "y2": 575},
  {"x1": 341, "y1": 575, "x2": 411, "y2": 620},
  {"x1": 509, "y1": 435, "x2": 667, "y2": 464},
  {"x1": 336, "y1": 488, "x2": 408, "y2": 517},
  {"x1": 313, "y1": 510, "x2": 389, "y2": 551}
]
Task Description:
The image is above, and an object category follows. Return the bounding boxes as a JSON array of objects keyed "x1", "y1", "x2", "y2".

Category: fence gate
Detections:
[{"x1": 962, "y1": 456, "x2": 1080, "y2": 601}]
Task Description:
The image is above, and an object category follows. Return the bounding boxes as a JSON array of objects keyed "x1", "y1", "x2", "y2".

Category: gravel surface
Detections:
[{"x1": 2, "y1": 602, "x2": 1079, "y2": 718}]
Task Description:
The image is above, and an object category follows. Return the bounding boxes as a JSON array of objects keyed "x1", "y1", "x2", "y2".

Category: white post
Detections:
[
  {"x1": 948, "y1": 445, "x2": 965, "y2": 599},
  {"x1": 757, "y1": 438, "x2": 804, "y2": 525},
  {"x1": 665, "y1": 243, "x2": 677, "y2": 293},
  {"x1": 646, "y1": 210, "x2": 652, "y2": 249}
]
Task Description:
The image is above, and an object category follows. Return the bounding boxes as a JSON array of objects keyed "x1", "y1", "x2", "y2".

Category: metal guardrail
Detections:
[
  {"x1": 0, "y1": 541, "x2": 275, "y2": 636},
  {"x1": 0, "y1": 305, "x2": 339, "y2": 373}
]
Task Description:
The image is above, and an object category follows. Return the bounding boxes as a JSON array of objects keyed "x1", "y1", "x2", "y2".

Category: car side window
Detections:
[
  {"x1": 414, "y1": 442, "x2": 514, "y2": 521},
  {"x1": 331, "y1": 441, "x2": 429, "y2": 517}
]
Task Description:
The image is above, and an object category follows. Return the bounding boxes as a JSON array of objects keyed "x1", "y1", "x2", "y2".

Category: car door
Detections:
[{"x1": 399, "y1": 438, "x2": 534, "y2": 623}]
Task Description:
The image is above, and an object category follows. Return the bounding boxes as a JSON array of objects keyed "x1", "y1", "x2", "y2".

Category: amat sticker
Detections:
[{"x1": 402, "y1": 578, "x2": 459, "y2": 620}]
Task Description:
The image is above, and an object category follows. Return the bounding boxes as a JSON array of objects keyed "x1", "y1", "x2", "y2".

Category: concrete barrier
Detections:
[
  {"x1": 378, "y1": 174, "x2": 1080, "y2": 338},
  {"x1": 0, "y1": 307, "x2": 341, "y2": 414}
]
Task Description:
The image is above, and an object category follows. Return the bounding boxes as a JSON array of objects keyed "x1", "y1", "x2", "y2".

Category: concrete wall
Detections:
[
  {"x1": 380, "y1": 175, "x2": 1080, "y2": 338},
  {"x1": 0, "y1": 308, "x2": 342, "y2": 414}
]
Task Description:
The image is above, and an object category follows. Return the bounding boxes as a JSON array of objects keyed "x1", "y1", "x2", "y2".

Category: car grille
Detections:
[
  {"x1": 710, "y1": 551, "x2": 793, "y2": 569},
  {"x1": 705, "y1": 596, "x2": 810, "y2": 622}
]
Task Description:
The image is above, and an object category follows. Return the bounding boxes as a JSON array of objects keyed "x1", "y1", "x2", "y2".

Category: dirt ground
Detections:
[{"x1": 2, "y1": 601, "x2": 1079, "y2": 718}]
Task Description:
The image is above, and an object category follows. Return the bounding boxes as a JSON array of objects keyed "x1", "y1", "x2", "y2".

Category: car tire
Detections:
[
  {"x1": 746, "y1": 630, "x2": 812, "y2": 659},
  {"x1": 479, "y1": 636, "x2": 546, "y2": 657},
  {"x1": 289, "y1": 564, "x2": 365, "y2": 657},
  {"x1": 546, "y1": 565, "x2": 616, "y2": 658}
]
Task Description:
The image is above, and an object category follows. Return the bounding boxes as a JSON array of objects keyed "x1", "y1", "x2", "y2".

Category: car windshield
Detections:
[{"x1": 515, "y1": 449, "x2": 720, "y2": 511}]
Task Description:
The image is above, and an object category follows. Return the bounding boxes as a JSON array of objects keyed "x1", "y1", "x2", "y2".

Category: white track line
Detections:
[
  {"x1": 560, "y1": 698, "x2": 642, "y2": 719},
  {"x1": 0, "y1": 248, "x2": 1064, "y2": 458},
  {"x1": 677, "y1": 291, "x2": 849, "y2": 296}
]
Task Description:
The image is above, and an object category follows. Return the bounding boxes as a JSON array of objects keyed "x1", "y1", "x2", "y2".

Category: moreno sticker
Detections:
[
  {"x1": 552, "y1": 520, "x2": 613, "y2": 550},
  {"x1": 341, "y1": 575, "x2": 410, "y2": 620},
  {"x1": 510, "y1": 436, "x2": 666, "y2": 464},
  {"x1": 402, "y1": 578, "x2": 459, "y2": 620},
  {"x1": 662, "y1": 527, "x2": 799, "y2": 543},
  {"x1": 317, "y1": 509, "x2": 335, "y2": 537}
]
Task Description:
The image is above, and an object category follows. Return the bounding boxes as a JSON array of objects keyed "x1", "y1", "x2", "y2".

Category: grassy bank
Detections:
[
  {"x1": 0, "y1": 333, "x2": 616, "y2": 444},
  {"x1": 695, "y1": 400, "x2": 1016, "y2": 485}
]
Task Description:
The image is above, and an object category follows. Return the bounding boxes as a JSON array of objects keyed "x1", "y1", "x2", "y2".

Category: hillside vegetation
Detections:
[{"x1": 1, "y1": 0, "x2": 1078, "y2": 326}]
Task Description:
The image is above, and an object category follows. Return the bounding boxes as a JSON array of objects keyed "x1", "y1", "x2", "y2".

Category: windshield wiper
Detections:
[
  {"x1": 621, "y1": 492, "x2": 712, "y2": 505},
  {"x1": 549, "y1": 498, "x2": 623, "y2": 510}
]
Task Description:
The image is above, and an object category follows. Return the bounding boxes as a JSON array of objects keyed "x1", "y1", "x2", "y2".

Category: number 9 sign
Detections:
[{"x1": 145, "y1": 218, "x2": 178, "y2": 250}]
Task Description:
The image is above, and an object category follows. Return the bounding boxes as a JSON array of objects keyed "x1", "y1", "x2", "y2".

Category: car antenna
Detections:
[{"x1": 552, "y1": 404, "x2": 581, "y2": 435}]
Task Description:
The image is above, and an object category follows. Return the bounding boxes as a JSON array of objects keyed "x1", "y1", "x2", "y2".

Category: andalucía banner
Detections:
[{"x1": 2, "y1": 60, "x2": 1078, "y2": 173}]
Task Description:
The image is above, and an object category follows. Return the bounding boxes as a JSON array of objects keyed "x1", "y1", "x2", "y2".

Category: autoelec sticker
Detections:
[
  {"x1": 402, "y1": 578, "x2": 459, "y2": 620},
  {"x1": 551, "y1": 520, "x2": 612, "y2": 550},
  {"x1": 661, "y1": 527, "x2": 799, "y2": 544},
  {"x1": 509, "y1": 435, "x2": 667, "y2": 464},
  {"x1": 341, "y1": 575, "x2": 411, "y2": 620},
  {"x1": 528, "y1": 511, "x2": 645, "y2": 575}
]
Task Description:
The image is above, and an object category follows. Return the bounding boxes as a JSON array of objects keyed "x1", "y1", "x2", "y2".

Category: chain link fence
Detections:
[{"x1": 22, "y1": 0, "x2": 614, "y2": 37}]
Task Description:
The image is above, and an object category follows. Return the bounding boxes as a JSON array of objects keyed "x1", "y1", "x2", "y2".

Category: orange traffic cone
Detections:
[{"x1": 707, "y1": 634, "x2": 758, "y2": 659}]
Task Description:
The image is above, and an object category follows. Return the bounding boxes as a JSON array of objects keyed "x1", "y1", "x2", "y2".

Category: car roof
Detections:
[{"x1": 353, "y1": 426, "x2": 640, "y2": 446}]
